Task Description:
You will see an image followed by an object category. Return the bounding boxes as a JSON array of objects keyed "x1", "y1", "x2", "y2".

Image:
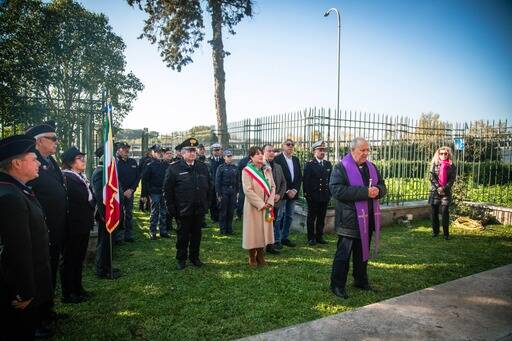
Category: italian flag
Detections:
[
  {"x1": 244, "y1": 163, "x2": 274, "y2": 222},
  {"x1": 103, "y1": 103, "x2": 121, "y2": 233}
]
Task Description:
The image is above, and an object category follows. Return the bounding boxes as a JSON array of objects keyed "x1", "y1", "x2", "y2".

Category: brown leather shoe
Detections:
[
  {"x1": 256, "y1": 248, "x2": 266, "y2": 266},
  {"x1": 248, "y1": 249, "x2": 257, "y2": 268}
]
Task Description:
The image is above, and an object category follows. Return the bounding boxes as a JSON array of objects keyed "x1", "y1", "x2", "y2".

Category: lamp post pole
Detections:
[{"x1": 324, "y1": 8, "x2": 341, "y2": 161}]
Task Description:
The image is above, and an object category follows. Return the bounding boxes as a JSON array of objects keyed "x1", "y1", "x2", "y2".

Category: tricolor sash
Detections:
[
  {"x1": 341, "y1": 154, "x2": 381, "y2": 261},
  {"x1": 244, "y1": 163, "x2": 274, "y2": 222}
]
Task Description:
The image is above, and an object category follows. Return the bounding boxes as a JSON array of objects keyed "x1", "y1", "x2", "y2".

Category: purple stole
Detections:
[{"x1": 341, "y1": 154, "x2": 381, "y2": 262}]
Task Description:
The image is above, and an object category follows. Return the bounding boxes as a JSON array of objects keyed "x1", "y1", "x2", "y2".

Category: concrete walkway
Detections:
[{"x1": 241, "y1": 264, "x2": 512, "y2": 341}]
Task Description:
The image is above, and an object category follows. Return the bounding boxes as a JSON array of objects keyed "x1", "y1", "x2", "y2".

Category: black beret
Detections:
[
  {"x1": 94, "y1": 146, "x2": 104, "y2": 158},
  {"x1": 25, "y1": 121, "x2": 56, "y2": 137},
  {"x1": 61, "y1": 146, "x2": 85, "y2": 164},
  {"x1": 198, "y1": 144, "x2": 204, "y2": 148},
  {"x1": 150, "y1": 144, "x2": 161, "y2": 151},
  {"x1": 0, "y1": 134, "x2": 36, "y2": 162},
  {"x1": 181, "y1": 137, "x2": 199, "y2": 150}
]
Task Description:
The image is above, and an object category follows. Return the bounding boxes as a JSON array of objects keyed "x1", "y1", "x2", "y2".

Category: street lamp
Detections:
[{"x1": 324, "y1": 8, "x2": 341, "y2": 161}]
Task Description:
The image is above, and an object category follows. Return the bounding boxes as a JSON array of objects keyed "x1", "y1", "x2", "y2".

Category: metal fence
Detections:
[
  {"x1": 144, "y1": 108, "x2": 511, "y2": 207},
  {"x1": 1, "y1": 95, "x2": 105, "y2": 178}
]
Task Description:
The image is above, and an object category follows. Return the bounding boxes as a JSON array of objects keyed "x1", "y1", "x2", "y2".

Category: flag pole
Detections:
[{"x1": 109, "y1": 232, "x2": 113, "y2": 279}]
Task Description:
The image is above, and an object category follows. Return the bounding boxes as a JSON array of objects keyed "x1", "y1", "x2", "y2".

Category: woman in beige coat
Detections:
[{"x1": 242, "y1": 146, "x2": 276, "y2": 267}]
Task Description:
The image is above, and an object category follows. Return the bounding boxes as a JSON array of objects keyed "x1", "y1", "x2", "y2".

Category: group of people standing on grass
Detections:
[
  {"x1": 0, "y1": 119, "x2": 457, "y2": 339},
  {"x1": 0, "y1": 123, "x2": 97, "y2": 339}
]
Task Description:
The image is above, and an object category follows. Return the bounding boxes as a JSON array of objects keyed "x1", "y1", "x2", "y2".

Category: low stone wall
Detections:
[
  {"x1": 291, "y1": 200, "x2": 432, "y2": 234},
  {"x1": 291, "y1": 200, "x2": 512, "y2": 233},
  {"x1": 464, "y1": 202, "x2": 512, "y2": 225}
]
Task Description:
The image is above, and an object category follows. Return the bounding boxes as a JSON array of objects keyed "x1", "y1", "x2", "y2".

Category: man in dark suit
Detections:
[
  {"x1": 215, "y1": 149, "x2": 239, "y2": 235},
  {"x1": 138, "y1": 148, "x2": 154, "y2": 212},
  {"x1": 92, "y1": 146, "x2": 121, "y2": 280},
  {"x1": 208, "y1": 143, "x2": 224, "y2": 222},
  {"x1": 274, "y1": 139, "x2": 302, "y2": 247},
  {"x1": 116, "y1": 142, "x2": 140, "y2": 242},
  {"x1": 0, "y1": 134, "x2": 53, "y2": 339},
  {"x1": 303, "y1": 140, "x2": 332, "y2": 245},
  {"x1": 197, "y1": 144, "x2": 206, "y2": 162},
  {"x1": 25, "y1": 122, "x2": 67, "y2": 331},
  {"x1": 142, "y1": 146, "x2": 170, "y2": 239},
  {"x1": 236, "y1": 155, "x2": 250, "y2": 220},
  {"x1": 164, "y1": 138, "x2": 212, "y2": 270}
]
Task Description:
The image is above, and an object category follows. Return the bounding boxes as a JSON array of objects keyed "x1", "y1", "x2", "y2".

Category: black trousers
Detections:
[
  {"x1": 218, "y1": 192, "x2": 236, "y2": 233},
  {"x1": 330, "y1": 234, "x2": 372, "y2": 289},
  {"x1": 61, "y1": 232, "x2": 90, "y2": 296},
  {"x1": 2, "y1": 302, "x2": 37, "y2": 340},
  {"x1": 431, "y1": 204, "x2": 450, "y2": 236},
  {"x1": 306, "y1": 199, "x2": 328, "y2": 241},
  {"x1": 48, "y1": 242, "x2": 62, "y2": 293},
  {"x1": 139, "y1": 196, "x2": 150, "y2": 211},
  {"x1": 210, "y1": 193, "x2": 219, "y2": 222},
  {"x1": 40, "y1": 239, "x2": 62, "y2": 321},
  {"x1": 95, "y1": 221, "x2": 113, "y2": 275},
  {"x1": 167, "y1": 215, "x2": 175, "y2": 232},
  {"x1": 236, "y1": 189, "x2": 245, "y2": 219},
  {"x1": 176, "y1": 215, "x2": 203, "y2": 262}
]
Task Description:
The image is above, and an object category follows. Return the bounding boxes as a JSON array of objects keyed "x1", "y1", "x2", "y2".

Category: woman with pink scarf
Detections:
[{"x1": 428, "y1": 146, "x2": 457, "y2": 240}]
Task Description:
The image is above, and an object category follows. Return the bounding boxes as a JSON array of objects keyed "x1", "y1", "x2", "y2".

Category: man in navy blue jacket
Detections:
[
  {"x1": 115, "y1": 142, "x2": 140, "y2": 242},
  {"x1": 142, "y1": 146, "x2": 170, "y2": 239}
]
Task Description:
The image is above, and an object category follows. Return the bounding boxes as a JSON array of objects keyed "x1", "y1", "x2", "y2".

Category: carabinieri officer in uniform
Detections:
[
  {"x1": 303, "y1": 140, "x2": 332, "y2": 245},
  {"x1": 164, "y1": 138, "x2": 212, "y2": 270}
]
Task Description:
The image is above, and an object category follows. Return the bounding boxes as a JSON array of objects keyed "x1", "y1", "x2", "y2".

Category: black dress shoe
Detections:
[
  {"x1": 62, "y1": 294, "x2": 85, "y2": 304},
  {"x1": 282, "y1": 239, "x2": 296, "y2": 247},
  {"x1": 432, "y1": 233, "x2": 439, "y2": 237},
  {"x1": 308, "y1": 239, "x2": 317, "y2": 246},
  {"x1": 125, "y1": 238, "x2": 135, "y2": 242},
  {"x1": 161, "y1": 233, "x2": 171, "y2": 238},
  {"x1": 49, "y1": 311, "x2": 70, "y2": 321},
  {"x1": 275, "y1": 242, "x2": 283, "y2": 250},
  {"x1": 34, "y1": 326, "x2": 54, "y2": 338},
  {"x1": 266, "y1": 245, "x2": 280, "y2": 254},
  {"x1": 78, "y1": 289, "x2": 93, "y2": 299},
  {"x1": 96, "y1": 271, "x2": 121, "y2": 279},
  {"x1": 444, "y1": 235, "x2": 450, "y2": 240},
  {"x1": 354, "y1": 283, "x2": 375, "y2": 291},
  {"x1": 316, "y1": 237, "x2": 328, "y2": 244},
  {"x1": 150, "y1": 234, "x2": 158, "y2": 240},
  {"x1": 177, "y1": 261, "x2": 186, "y2": 270},
  {"x1": 191, "y1": 259, "x2": 204, "y2": 267},
  {"x1": 330, "y1": 286, "x2": 349, "y2": 299}
]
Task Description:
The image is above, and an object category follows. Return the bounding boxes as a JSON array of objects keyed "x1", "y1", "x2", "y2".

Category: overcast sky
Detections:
[{"x1": 79, "y1": 0, "x2": 512, "y2": 133}]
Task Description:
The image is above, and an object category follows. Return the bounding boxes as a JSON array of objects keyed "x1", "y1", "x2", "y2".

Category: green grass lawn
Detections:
[{"x1": 51, "y1": 209, "x2": 512, "y2": 340}]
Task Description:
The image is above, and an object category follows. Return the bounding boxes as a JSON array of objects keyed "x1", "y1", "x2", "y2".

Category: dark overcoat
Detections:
[{"x1": 0, "y1": 173, "x2": 52, "y2": 309}]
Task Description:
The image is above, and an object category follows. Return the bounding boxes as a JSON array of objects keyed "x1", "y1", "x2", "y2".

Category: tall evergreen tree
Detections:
[{"x1": 127, "y1": 0, "x2": 253, "y2": 146}]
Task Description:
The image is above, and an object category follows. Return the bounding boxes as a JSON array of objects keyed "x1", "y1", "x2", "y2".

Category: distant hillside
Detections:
[{"x1": 115, "y1": 128, "x2": 159, "y2": 141}]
